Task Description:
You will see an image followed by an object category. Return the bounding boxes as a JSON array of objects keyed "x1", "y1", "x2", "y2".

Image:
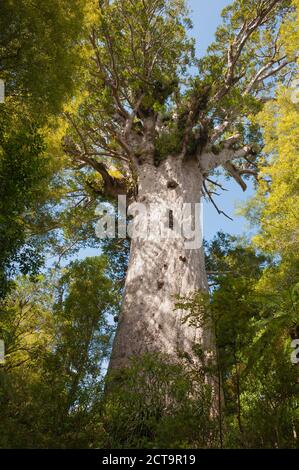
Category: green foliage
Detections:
[
  {"x1": 102, "y1": 354, "x2": 216, "y2": 449},
  {"x1": 0, "y1": 0, "x2": 91, "y2": 116},
  {"x1": 2, "y1": 234, "x2": 298, "y2": 449},
  {"x1": 154, "y1": 124, "x2": 183, "y2": 164},
  {"x1": 0, "y1": 256, "x2": 115, "y2": 448},
  {"x1": 178, "y1": 233, "x2": 299, "y2": 448},
  {"x1": 102, "y1": 237, "x2": 130, "y2": 287},
  {"x1": 0, "y1": 113, "x2": 51, "y2": 297},
  {"x1": 197, "y1": 0, "x2": 294, "y2": 143},
  {"x1": 95, "y1": 0, "x2": 193, "y2": 104},
  {"x1": 0, "y1": 0, "x2": 96, "y2": 297},
  {"x1": 63, "y1": 0, "x2": 195, "y2": 172}
]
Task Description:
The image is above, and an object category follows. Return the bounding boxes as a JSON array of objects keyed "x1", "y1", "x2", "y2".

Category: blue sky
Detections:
[{"x1": 188, "y1": 0, "x2": 231, "y2": 57}]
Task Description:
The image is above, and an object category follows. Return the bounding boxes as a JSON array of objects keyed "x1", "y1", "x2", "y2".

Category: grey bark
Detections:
[{"x1": 109, "y1": 156, "x2": 214, "y2": 370}]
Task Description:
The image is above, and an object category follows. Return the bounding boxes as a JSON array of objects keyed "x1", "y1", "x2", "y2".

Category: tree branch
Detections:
[
  {"x1": 203, "y1": 181, "x2": 234, "y2": 221},
  {"x1": 200, "y1": 138, "x2": 254, "y2": 173},
  {"x1": 212, "y1": 0, "x2": 284, "y2": 102},
  {"x1": 243, "y1": 56, "x2": 291, "y2": 95},
  {"x1": 223, "y1": 162, "x2": 248, "y2": 191},
  {"x1": 79, "y1": 155, "x2": 128, "y2": 200}
]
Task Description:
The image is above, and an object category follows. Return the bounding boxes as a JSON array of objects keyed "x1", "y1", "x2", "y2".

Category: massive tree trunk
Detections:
[{"x1": 109, "y1": 156, "x2": 214, "y2": 370}]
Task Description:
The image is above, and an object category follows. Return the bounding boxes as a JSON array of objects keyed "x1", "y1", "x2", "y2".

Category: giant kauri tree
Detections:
[{"x1": 63, "y1": 0, "x2": 297, "y2": 374}]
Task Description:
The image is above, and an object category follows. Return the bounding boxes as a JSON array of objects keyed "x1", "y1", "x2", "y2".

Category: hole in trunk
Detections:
[
  {"x1": 167, "y1": 179, "x2": 178, "y2": 189},
  {"x1": 169, "y1": 210, "x2": 174, "y2": 230}
]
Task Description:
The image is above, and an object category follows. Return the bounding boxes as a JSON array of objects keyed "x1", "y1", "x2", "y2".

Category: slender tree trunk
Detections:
[{"x1": 109, "y1": 156, "x2": 215, "y2": 370}]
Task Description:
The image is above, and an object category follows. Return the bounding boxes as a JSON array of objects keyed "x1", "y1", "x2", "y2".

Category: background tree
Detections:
[
  {"x1": 0, "y1": 256, "x2": 115, "y2": 448},
  {"x1": 0, "y1": 0, "x2": 95, "y2": 297},
  {"x1": 178, "y1": 233, "x2": 298, "y2": 448}
]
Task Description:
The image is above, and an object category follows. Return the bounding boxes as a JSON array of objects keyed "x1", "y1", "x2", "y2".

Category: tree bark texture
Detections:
[{"x1": 109, "y1": 156, "x2": 214, "y2": 370}]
